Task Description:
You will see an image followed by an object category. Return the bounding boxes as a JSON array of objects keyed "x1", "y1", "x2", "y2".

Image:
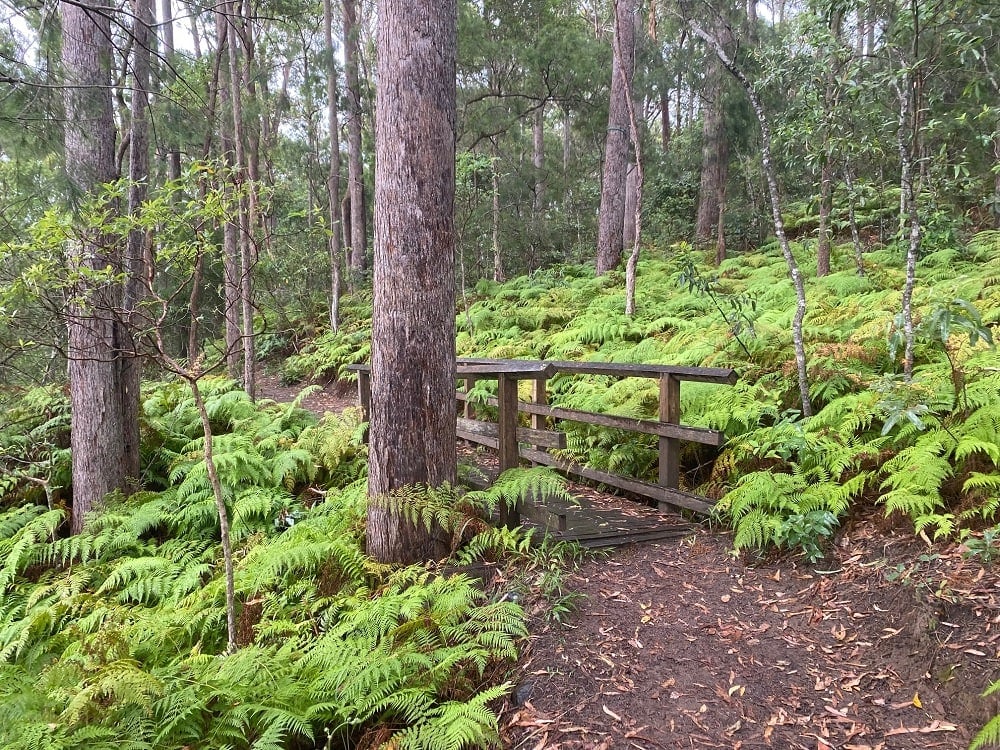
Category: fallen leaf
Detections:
[
  {"x1": 912, "y1": 692, "x2": 922, "y2": 709},
  {"x1": 885, "y1": 721, "x2": 958, "y2": 735}
]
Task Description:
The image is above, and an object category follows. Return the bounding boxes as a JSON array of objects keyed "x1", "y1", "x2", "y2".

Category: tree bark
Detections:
[
  {"x1": 816, "y1": 158, "x2": 833, "y2": 276},
  {"x1": 225, "y1": 0, "x2": 255, "y2": 399},
  {"x1": 159, "y1": 0, "x2": 181, "y2": 181},
  {"x1": 695, "y1": 23, "x2": 730, "y2": 251},
  {"x1": 61, "y1": 0, "x2": 126, "y2": 532},
  {"x1": 325, "y1": 0, "x2": 343, "y2": 330},
  {"x1": 367, "y1": 0, "x2": 457, "y2": 564},
  {"x1": 596, "y1": 0, "x2": 635, "y2": 276},
  {"x1": 121, "y1": 0, "x2": 155, "y2": 487},
  {"x1": 216, "y1": 9, "x2": 242, "y2": 378},
  {"x1": 344, "y1": 0, "x2": 367, "y2": 278}
]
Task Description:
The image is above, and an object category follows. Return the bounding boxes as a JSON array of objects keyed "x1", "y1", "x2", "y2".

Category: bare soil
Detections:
[
  {"x1": 261, "y1": 377, "x2": 1000, "y2": 750},
  {"x1": 502, "y1": 522, "x2": 1000, "y2": 750}
]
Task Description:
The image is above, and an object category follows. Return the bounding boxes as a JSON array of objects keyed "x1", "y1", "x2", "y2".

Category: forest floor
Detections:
[{"x1": 259, "y1": 375, "x2": 1000, "y2": 750}]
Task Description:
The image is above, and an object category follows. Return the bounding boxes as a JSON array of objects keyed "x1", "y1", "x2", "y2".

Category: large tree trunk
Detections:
[
  {"x1": 324, "y1": 0, "x2": 343, "y2": 331},
  {"x1": 695, "y1": 26, "x2": 729, "y2": 252},
  {"x1": 595, "y1": 0, "x2": 635, "y2": 276},
  {"x1": 367, "y1": 0, "x2": 457, "y2": 564},
  {"x1": 344, "y1": 0, "x2": 367, "y2": 278},
  {"x1": 121, "y1": 0, "x2": 154, "y2": 488},
  {"x1": 61, "y1": 0, "x2": 126, "y2": 532}
]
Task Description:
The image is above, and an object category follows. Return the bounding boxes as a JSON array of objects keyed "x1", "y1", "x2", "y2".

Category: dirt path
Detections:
[
  {"x1": 263, "y1": 377, "x2": 1000, "y2": 749},
  {"x1": 502, "y1": 525, "x2": 1000, "y2": 750}
]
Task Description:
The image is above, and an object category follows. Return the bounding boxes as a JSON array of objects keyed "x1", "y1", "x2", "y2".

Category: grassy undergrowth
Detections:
[
  {"x1": 286, "y1": 230, "x2": 1000, "y2": 560},
  {"x1": 0, "y1": 380, "x2": 579, "y2": 750}
]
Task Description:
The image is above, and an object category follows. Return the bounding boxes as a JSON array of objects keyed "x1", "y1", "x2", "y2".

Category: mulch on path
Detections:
[
  {"x1": 503, "y1": 521, "x2": 1000, "y2": 750},
  {"x1": 261, "y1": 376, "x2": 1000, "y2": 750}
]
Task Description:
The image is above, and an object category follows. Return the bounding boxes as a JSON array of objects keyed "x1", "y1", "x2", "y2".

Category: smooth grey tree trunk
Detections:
[
  {"x1": 325, "y1": 0, "x2": 343, "y2": 330},
  {"x1": 61, "y1": 0, "x2": 126, "y2": 532},
  {"x1": 690, "y1": 20, "x2": 813, "y2": 417},
  {"x1": 595, "y1": 0, "x2": 635, "y2": 275},
  {"x1": 367, "y1": 0, "x2": 457, "y2": 564}
]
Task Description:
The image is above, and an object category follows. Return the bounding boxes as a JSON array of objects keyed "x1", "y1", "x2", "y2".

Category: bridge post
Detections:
[
  {"x1": 497, "y1": 373, "x2": 520, "y2": 528},
  {"x1": 658, "y1": 374, "x2": 680, "y2": 489}
]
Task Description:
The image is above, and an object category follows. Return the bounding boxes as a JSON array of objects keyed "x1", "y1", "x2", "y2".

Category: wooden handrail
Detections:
[{"x1": 348, "y1": 358, "x2": 736, "y2": 522}]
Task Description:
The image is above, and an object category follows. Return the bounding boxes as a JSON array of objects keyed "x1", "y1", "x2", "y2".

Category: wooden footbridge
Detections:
[{"x1": 350, "y1": 358, "x2": 737, "y2": 547}]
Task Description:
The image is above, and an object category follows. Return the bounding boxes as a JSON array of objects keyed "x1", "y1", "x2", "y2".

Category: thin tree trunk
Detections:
[
  {"x1": 325, "y1": 0, "x2": 343, "y2": 331},
  {"x1": 216, "y1": 9, "x2": 241, "y2": 378},
  {"x1": 596, "y1": 0, "x2": 635, "y2": 275},
  {"x1": 816, "y1": 158, "x2": 833, "y2": 276},
  {"x1": 368, "y1": 0, "x2": 457, "y2": 564},
  {"x1": 492, "y1": 140, "x2": 503, "y2": 282},
  {"x1": 618, "y1": 0, "x2": 642, "y2": 317},
  {"x1": 689, "y1": 20, "x2": 812, "y2": 417},
  {"x1": 895, "y1": 73, "x2": 920, "y2": 381},
  {"x1": 623, "y1": 162, "x2": 637, "y2": 249},
  {"x1": 61, "y1": 0, "x2": 126, "y2": 532},
  {"x1": 660, "y1": 88, "x2": 671, "y2": 152},
  {"x1": 532, "y1": 104, "x2": 545, "y2": 217},
  {"x1": 562, "y1": 107, "x2": 572, "y2": 172},
  {"x1": 190, "y1": 377, "x2": 237, "y2": 653},
  {"x1": 160, "y1": 0, "x2": 181, "y2": 181},
  {"x1": 843, "y1": 165, "x2": 865, "y2": 276},
  {"x1": 121, "y1": 0, "x2": 154, "y2": 488},
  {"x1": 344, "y1": 0, "x2": 366, "y2": 277},
  {"x1": 225, "y1": 0, "x2": 255, "y2": 399}
]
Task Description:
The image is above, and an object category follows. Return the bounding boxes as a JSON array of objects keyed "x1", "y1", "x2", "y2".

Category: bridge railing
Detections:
[{"x1": 348, "y1": 358, "x2": 737, "y2": 526}]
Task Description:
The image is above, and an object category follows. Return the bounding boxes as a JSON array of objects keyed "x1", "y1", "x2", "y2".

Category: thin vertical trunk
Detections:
[
  {"x1": 368, "y1": 0, "x2": 457, "y2": 564},
  {"x1": 623, "y1": 162, "x2": 637, "y2": 248},
  {"x1": 660, "y1": 88, "x2": 671, "y2": 152},
  {"x1": 690, "y1": 20, "x2": 812, "y2": 417},
  {"x1": 492, "y1": 141, "x2": 503, "y2": 282},
  {"x1": 715, "y1": 200, "x2": 727, "y2": 266},
  {"x1": 225, "y1": 0, "x2": 255, "y2": 399},
  {"x1": 816, "y1": 158, "x2": 833, "y2": 276},
  {"x1": 562, "y1": 107, "x2": 572, "y2": 172},
  {"x1": 216, "y1": 10, "x2": 241, "y2": 378},
  {"x1": 621, "y1": 15, "x2": 642, "y2": 317},
  {"x1": 160, "y1": 0, "x2": 181, "y2": 181},
  {"x1": 344, "y1": 0, "x2": 366, "y2": 277},
  {"x1": 61, "y1": 0, "x2": 126, "y2": 532},
  {"x1": 532, "y1": 104, "x2": 545, "y2": 218},
  {"x1": 121, "y1": 0, "x2": 154, "y2": 488},
  {"x1": 325, "y1": 0, "x2": 343, "y2": 330},
  {"x1": 896, "y1": 75, "x2": 920, "y2": 381},
  {"x1": 596, "y1": 0, "x2": 635, "y2": 275},
  {"x1": 843, "y1": 166, "x2": 865, "y2": 276}
]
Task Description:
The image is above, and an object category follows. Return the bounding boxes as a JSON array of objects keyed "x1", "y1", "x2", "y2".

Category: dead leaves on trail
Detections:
[{"x1": 502, "y1": 514, "x2": 1000, "y2": 749}]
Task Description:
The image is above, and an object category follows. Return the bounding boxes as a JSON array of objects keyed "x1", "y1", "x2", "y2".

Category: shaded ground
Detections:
[
  {"x1": 262, "y1": 377, "x2": 1000, "y2": 749},
  {"x1": 502, "y1": 522, "x2": 1000, "y2": 749}
]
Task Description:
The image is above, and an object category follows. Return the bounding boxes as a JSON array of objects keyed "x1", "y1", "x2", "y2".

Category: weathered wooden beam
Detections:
[
  {"x1": 456, "y1": 417, "x2": 566, "y2": 449},
  {"x1": 454, "y1": 395, "x2": 725, "y2": 446},
  {"x1": 659, "y1": 374, "x2": 680, "y2": 489},
  {"x1": 518, "y1": 447, "x2": 714, "y2": 515},
  {"x1": 497, "y1": 374, "x2": 520, "y2": 527},
  {"x1": 457, "y1": 357, "x2": 737, "y2": 384}
]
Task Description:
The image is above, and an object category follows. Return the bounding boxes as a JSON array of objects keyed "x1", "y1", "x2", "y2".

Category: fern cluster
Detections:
[{"x1": 0, "y1": 380, "x2": 550, "y2": 750}]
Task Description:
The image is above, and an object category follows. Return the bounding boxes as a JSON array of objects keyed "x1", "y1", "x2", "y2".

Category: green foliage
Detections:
[{"x1": 0, "y1": 381, "x2": 531, "y2": 750}]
